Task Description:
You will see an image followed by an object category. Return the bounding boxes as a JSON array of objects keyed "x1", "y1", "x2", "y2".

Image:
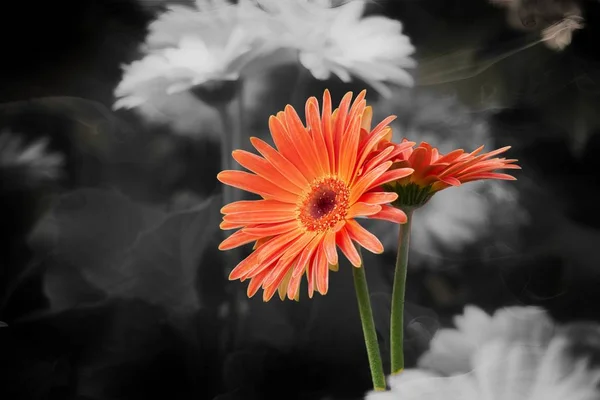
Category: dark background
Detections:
[{"x1": 1, "y1": 0, "x2": 600, "y2": 399}]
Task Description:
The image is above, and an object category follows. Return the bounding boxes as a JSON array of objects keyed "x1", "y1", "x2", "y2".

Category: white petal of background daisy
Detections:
[
  {"x1": 114, "y1": 0, "x2": 274, "y2": 110},
  {"x1": 258, "y1": 0, "x2": 416, "y2": 97},
  {"x1": 418, "y1": 305, "x2": 556, "y2": 375},
  {"x1": 0, "y1": 131, "x2": 64, "y2": 183},
  {"x1": 367, "y1": 337, "x2": 600, "y2": 400}
]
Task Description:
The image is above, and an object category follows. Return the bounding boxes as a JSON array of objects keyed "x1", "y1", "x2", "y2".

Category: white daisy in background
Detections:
[
  {"x1": 0, "y1": 131, "x2": 65, "y2": 184},
  {"x1": 366, "y1": 337, "x2": 600, "y2": 400},
  {"x1": 417, "y1": 305, "x2": 556, "y2": 375},
  {"x1": 366, "y1": 89, "x2": 528, "y2": 267},
  {"x1": 113, "y1": 0, "x2": 275, "y2": 110},
  {"x1": 258, "y1": 0, "x2": 416, "y2": 97}
]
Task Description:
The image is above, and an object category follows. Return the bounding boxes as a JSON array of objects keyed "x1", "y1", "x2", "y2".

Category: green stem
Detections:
[
  {"x1": 352, "y1": 248, "x2": 387, "y2": 392},
  {"x1": 390, "y1": 209, "x2": 414, "y2": 375},
  {"x1": 212, "y1": 82, "x2": 246, "y2": 350}
]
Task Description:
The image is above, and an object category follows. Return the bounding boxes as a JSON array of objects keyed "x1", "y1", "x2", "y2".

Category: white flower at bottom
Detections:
[
  {"x1": 367, "y1": 338, "x2": 600, "y2": 400},
  {"x1": 418, "y1": 305, "x2": 555, "y2": 375}
]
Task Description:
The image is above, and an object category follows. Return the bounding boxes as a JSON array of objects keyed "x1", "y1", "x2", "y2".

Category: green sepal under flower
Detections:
[{"x1": 384, "y1": 181, "x2": 434, "y2": 210}]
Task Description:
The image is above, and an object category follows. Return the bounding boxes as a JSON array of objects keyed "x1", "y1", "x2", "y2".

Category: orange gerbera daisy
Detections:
[
  {"x1": 375, "y1": 139, "x2": 520, "y2": 208},
  {"x1": 217, "y1": 90, "x2": 415, "y2": 301}
]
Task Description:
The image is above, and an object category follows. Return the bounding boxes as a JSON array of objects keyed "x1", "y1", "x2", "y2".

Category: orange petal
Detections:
[
  {"x1": 220, "y1": 220, "x2": 244, "y2": 230},
  {"x1": 286, "y1": 268, "x2": 303, "y2": 300},
  {"x1": 250, "y1": 137, "x2": 309, "y2": 189},
  {"x1": 358, "y1": 192, "x2": 398, "y2": 205},
  {"x1": 314, "y1": 246, "x2": 329, "y2": 295},
  {"x1": 292, "y1": 234, "x2": 323, "y2": 278},
  {"x1": 268, "y1": 116, "x2": 314, "y2": 180},
  {"x1": 356, "y1": 127, "x2": 395, "y2": 171},
  {"x1": 480, "y1": 146, "x2": 511, "y2": 160},
  {"x1": 322, "y1": 89, "x2": 336, "y2": 171},
  {"x1": 218, "y1": 170, "x2": 298, "y2": 203},
  {"x1": 361, "y1": 106, "x2": 373, "y2": 131},
  {"x1": 221, "y1": 199, "x2": 296, "y2": 214},
  {"x1": 336, "y1": 227, "x2": 362, "y2": 267},
  {"x1": 275, "y1": 268, "x2": 294, "y2": 301},
  {"x1": 347, "y1": 202, "x2": 382, "y2": 218},
  {"x1": 346, "y1": 219, "x2": 384, "y2": 254},
  {"x1": 229, "y1": 251, "x2": 260, "y2": 281},
  {"x1": 370, "y1": 115, "x2": 397, "y2": 138},
  {"x1": 349, "y1": 161, "x2": 393, "y2": 204},
  {"x1": 369, "y1": 205, "x2": 407, "y2": 224},
  {"x1": 323, "y1": 230, "x2": 338, "y2": 266},
  {"x1": 284, "y1": 105, "x2": 324, "y2": 177},
  {"x1": 386, "y1": 140, "x2": 418, "y2": 161},
  {"x1": 242, "y1": 221, "x2": 299, "y2": 236},
  {"x1": 230, "y1": 230, "x2": 302, "y2": 280},
  {"x1": 232, "y1": 150, "x2": 303, "y2": 194},
  {"x1": 439, "y1": 176, "x2": 461, "y2": 186},
  {"x1": 460, "y1": 172, "x2": 517, "y2": 182},
  {"x1": 434, "y1": 148, "x2": 465, "y2": 165},
  {"x1": 366, "y1": 167, "x2": 414, "y2": 192},
  {"x1": 408, "y1": 146, "x2": 431, "y2": 173},
  {"x1": 262, "y1": 257, "x2": 295, "y2": 301},
  {"x1": 358, "y1": 145, "x2": 395, "y2": 179},
  {"x1": 339, "y1": 105, "x2": 365, "y2": 182},
  {"x1": 280, "y1": 231, "x2": 318, "y2": 261},
  {"x1": 263, "y1": 233, "x2": 315, "y2": 287},
  {"x1": 219, "y1": 229, "x2": 260, "y2": 250},
  {"x1": 247, "y1": 268, "x2": 271, "y2": 298},
  {"x1": 332, "y1": 92, "x2": 354, "y2": 171},
  {"x1": 223, "y1": 210, "x2": 295, "y2": 224},
  {"x1": 306, "y1": 100, "x2": 330, "y2": 175}
]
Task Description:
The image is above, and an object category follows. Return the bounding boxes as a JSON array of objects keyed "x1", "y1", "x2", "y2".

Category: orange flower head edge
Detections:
[
  {"x1": 379, "y1": 140, "x2": 521, "y2": 209},
  {"x1": 217, "y1": 89, "x2": 415, "y2": 301}
]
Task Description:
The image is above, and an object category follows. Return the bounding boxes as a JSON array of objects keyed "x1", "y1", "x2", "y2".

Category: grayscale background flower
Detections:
[{"x1": 258, "y1": 0, "x2": 416, "y2": 97}]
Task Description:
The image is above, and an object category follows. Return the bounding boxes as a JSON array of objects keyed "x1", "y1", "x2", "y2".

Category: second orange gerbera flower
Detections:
[
  {"x1": 218, "y1": 90, "x2": 414, "y2": 301},
  {"x1": 375, "y1": 139, "x2": 521, "y2": 208}
]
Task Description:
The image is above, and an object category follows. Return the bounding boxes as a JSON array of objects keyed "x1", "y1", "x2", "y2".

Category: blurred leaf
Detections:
[
  {"x1": 1, "y1": 299, "x2": 214, "y2": 400},
  {"x1": 0, "y1": 321, "x2": 7, "y2": 327},
  {"x1": 0, "y1": 96, "x2": 137, "y2": 153},
  {"x1": 29, "y1": 188, "x2": 222, "y2": 314},
  {"x1": 113, "y1": 197, "x2": 222, "y2": 314}
]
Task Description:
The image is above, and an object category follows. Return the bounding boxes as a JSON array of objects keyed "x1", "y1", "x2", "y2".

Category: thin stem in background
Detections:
[
  {"x1": 390, "y1": 209, "x2": 414, "y2": 375},
  {"x1": 353, "y1": 246, "x2": 387, "y2": 392},
  {"x1": 211, "y1": 81, "x2": 248, "y2": 351}
]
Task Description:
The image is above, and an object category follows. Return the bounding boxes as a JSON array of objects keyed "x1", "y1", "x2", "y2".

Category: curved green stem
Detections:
[
  {"x1": 353, "y1": 248, "x2": 387, "y2": 392},
  {"x1": 390, "y1": 209, "x2": 414, "y2": 375}
]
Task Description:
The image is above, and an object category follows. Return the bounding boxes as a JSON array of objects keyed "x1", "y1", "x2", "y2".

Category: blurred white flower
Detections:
[
  {"x1": 541, "y1": 15, "x2": 584, "y2": 51},
  {"x1": 258, "y1": 0, "x2": 416, "y2": 97},
  {"x1": 0, "y1": 131, "x2": 64, "y2": 183},
  {"x1": 114, "y1": 0, "x2": 275, "y2": 109},
  {"x1": 418, "y1": 305, "x2": 556, "y2": 375},
  {"x1": 489, "y1": 0, "x2": 583, "y2": 51},
  {"x1": 367, "y1": 337, "x2": 600, "y2": 400},
  {"x1": 367, "y1": 89, "x2": 528, "y2": 267}
]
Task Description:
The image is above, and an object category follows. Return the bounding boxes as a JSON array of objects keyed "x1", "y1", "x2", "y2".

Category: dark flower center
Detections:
[
  {"x1": 298, "y1": 177, "x2": 350, "y2": 232},
  {"x1": 309, "y1": 188, "x2": 337, "y2": 219}
]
